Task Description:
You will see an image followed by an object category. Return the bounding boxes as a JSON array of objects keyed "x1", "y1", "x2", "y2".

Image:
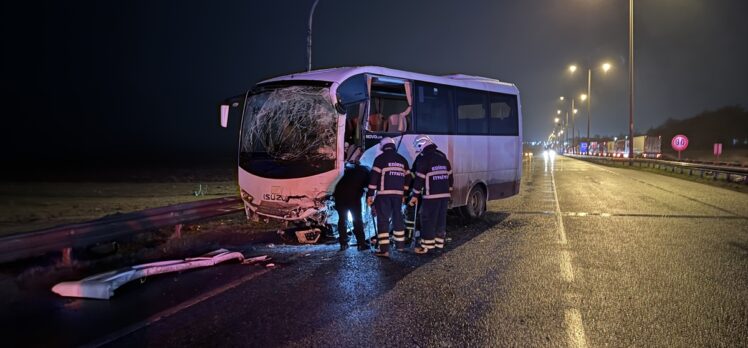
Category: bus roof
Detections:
[{"x1": 259, "y1": 66, "x2": 519, "y2": 95}]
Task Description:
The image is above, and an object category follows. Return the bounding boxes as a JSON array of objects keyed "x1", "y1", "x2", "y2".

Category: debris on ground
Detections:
[
  {"x1": 242, "y1": 255, "x2": 271, "y2": 265},
  {"x1": 51, "y1": 248, "x2": 244, "y2": 300}
]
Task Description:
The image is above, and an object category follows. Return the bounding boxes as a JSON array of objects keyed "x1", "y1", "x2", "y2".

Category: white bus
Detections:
[{"x1": 220, "y1": 66, "x2": 522, "y2": 239}]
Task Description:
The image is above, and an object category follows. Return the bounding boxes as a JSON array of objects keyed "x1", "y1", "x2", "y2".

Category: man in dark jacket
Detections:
[
  {"x1": 333, "y1": 161, "x2": 370, "y2": 251},
  {"x1": 409, "y1": 135, "x2": 453, "y2": 254},
  {"x1": 367, "y1": 137, "x2": 410, "y2": 257}
]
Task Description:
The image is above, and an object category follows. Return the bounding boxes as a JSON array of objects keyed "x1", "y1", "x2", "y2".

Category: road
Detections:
[{"x1": 2, "y1": 154, "x2": 747, "y2": 347}]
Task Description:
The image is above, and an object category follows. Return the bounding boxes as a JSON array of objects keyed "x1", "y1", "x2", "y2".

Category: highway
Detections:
[{"x1": 2, "y1": 154, "x2": 747, "y2": 347}]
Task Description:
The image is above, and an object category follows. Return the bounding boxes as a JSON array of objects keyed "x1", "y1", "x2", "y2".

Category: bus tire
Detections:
[{"x1": 461, "y1": 185, "x2": 486, "y2": 220}]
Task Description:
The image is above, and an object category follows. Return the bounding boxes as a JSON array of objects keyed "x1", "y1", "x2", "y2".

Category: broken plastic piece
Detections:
[
  {"x1": 51, "y1": 249, "x2": 244, "y2": 300},
  {"x1": 242, "y1": 255, "x2": 271, "y2": 265}
]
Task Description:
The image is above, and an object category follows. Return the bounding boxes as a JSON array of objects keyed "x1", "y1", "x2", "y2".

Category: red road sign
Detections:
[
  {"x1": 671, "y1": 135, "x2": 689, "y2": 152},
  {"x1": 714, "y1": 143, "x2": 722, "y2": 156}
]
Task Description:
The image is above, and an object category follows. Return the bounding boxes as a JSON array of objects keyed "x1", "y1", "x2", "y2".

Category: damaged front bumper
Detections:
[{"x1": 241, "y1": 189, "x2": 332, "y2": 227}]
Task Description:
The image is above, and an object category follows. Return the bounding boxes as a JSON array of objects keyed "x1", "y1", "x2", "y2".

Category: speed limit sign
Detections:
[{"x1": 672, "y1": 134, "x2": 688, "y2": 159}]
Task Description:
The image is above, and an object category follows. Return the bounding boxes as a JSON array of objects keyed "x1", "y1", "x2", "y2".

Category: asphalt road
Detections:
[{"x1": 2, "y1": 154, "x2": 747, "y2": 347}]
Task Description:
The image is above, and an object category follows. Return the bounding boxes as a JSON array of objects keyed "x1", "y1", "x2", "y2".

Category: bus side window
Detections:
[
  {"x1": 489, "y1": 93, "x2": 519, "y2": 136},
  {"x1": 414, "y1": 83, "x2": 452, "y2": 134},
  {"x1": 456, "y1": 88, "x2": 488, "y2": 135}
]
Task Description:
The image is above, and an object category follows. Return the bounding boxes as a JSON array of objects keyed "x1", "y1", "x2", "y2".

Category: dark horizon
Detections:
[{"x1": 4, "y1": 0, "x2": 747, "y2": 166}]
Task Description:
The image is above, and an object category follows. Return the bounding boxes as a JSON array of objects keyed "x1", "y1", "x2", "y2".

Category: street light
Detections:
[
  {"x1": 559, "y1": 96, "x2": 565, "y2": 101},
  {"x1": 557, "y1": 109, "x2": 562, "y2": 115},
  {"x1": 568, "y1": 61, "x2": 613, "y2": 142},
  {"x1": 555, "y1": 117, "x2": 560, "y2": 123},
  {"x1": 628, "y1": 0, "x2": 635, "y2": 160}
]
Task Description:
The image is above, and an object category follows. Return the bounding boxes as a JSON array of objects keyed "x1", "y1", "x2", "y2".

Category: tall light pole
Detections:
[
  {"x1": 568, "y1": 62, "x2": 612, "y2": 143},
  {"x1": 307, "y1": 0, "x2": 321, "y2": 72},
  {"x1": 628, "y1": 0, "x2": 635, "y2": 159}
]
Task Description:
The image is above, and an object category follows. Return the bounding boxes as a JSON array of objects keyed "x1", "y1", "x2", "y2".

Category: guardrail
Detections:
[
  {"x1": 567, "y1": 155, "x2": 748, "y2": 185},
  {"x1": 0, "y1": 197, "x2": 243, "y2": 264}
]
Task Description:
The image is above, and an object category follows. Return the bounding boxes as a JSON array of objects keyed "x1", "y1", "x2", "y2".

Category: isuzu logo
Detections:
[{"x1": 263, "y1": 193, "x2": 287, "y2": 201}]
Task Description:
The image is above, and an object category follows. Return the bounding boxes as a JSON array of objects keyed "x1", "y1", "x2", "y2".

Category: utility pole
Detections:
[
  {"x1": 307, "y1": 0, "x2": 320, "y2": 72},
  {"x1": 571, "y1": 98, "x2": 576, "y2": 150},
  {"x1": 587, "y1": 68, "x2": 591, "y2": 141},
  {"x1": 628, "y1": 0, "x2": 635, "y2": 159}
]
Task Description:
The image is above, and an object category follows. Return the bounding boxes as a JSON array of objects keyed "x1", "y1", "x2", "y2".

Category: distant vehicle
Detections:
[
  {"x1": 605, "y1": 141, "x2": 616, "y2": 157},
  {"x1": 633, "y1": 135, "x2": 662, "y2": 158},
  {"x1": 614, "y1": 139, "x2": 630, "y2": 158},
  {"x1": 219, "y1": 66, "x2": 522, "y2": 237}
]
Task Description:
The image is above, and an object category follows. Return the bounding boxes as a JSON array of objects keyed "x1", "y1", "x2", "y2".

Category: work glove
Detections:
[
  {"x1": 409, "y1": 196, "x2": 418, "y2": 206},
  {"x1": 367, "y1": 196, "x2": 374, "y2": 206}
]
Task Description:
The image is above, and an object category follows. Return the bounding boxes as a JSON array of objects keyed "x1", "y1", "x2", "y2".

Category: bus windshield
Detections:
[{"x1": 240, "y1": 85, "x2": 338, "y2": 179}]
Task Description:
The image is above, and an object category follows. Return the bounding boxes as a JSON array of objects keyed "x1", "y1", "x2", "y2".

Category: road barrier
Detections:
[
  {"x1": 567, "y1": 155, "x2": 748, "y2": 185},
  {"x1": 0, "y1": 197, "x2": 243, "y2": 264}
]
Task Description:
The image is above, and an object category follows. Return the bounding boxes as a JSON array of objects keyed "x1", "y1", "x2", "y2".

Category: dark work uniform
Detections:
[
  {"x1": 333, "y1": 163, "x2": 370, "y2": 248},
  {"x1": 411, "y1": 144, "x2": 453, "y2": 250},
  {"x1": 367, "y1": 144, "x2": 410, "y2": 252}
]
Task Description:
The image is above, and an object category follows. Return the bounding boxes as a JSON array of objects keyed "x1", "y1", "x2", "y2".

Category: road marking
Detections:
[
  {"x1": 550, "y1": 165, "x2": 567, "y2": 245},
  {"x1": 549, "y1": 162, "x2": 589, "y2": 348},
  {"x1": 565, "y1": 308, "x2": 589, "y2": 348},
  {"x1": 560, "y1": 250, "x2": 574, "y2": 283}
]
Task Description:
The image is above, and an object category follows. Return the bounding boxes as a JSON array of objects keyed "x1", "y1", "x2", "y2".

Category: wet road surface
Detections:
[{"x1": 2, "y1": 155, "x2": 747, "y2": 347}]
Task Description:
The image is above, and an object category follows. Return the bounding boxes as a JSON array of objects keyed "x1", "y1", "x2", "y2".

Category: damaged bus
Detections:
[{"x1": 220, "y1": 66, "x2": 522, "y2": 242}]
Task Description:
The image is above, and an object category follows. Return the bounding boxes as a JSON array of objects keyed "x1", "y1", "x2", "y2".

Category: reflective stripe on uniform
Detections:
[
  {"x1": 368, "y1": 184, "x2": 377, "y2": 190},
  {"x1": 416, "y1": 172, "x2": 427, "y2": 178},
  {"x1": 372, "y1": 166, "x2": 382, "y2": 173},
  {"x1": 378, "y1": 233, "x2": 390, "y2": 239},
  {"x1": 378, "y1": 189, "x2": 404, "y2": 195},
  {"x1": 424, "y1": 193, "x2": 451, "y2": 199}
]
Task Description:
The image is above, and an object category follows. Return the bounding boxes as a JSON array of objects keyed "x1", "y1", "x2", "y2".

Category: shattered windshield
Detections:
[{"x1": 239, "y1": 85, "x2": 338, "y2": 179}]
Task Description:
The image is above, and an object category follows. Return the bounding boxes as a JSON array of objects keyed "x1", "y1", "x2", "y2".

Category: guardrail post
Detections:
[
  {"x1": 172, "y1": 224, "x2": 183, "y2": 239},
  {"x1": 61, "y1": 247, "x2": 72, "y2": 267}
]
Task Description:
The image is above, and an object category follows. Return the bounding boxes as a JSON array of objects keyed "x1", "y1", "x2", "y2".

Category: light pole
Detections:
[
  {"x1": 307, "y1": 0, "x2": 321, "y2": 72},
  {"x1": 628, "y1": 0, "x2": 635, "y2": 160},
  {"x1": 568, "y1": 62, "x2": 612, "y2": 142}
]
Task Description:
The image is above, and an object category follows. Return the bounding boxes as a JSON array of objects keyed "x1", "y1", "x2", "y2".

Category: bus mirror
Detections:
[{"x1": 220, "y1": 104, "x2": 229, "y2": 128}]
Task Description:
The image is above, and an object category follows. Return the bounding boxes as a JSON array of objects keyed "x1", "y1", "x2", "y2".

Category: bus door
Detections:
[{"x1": 363, "y1": 75, "x2": 413, "y2": 152}]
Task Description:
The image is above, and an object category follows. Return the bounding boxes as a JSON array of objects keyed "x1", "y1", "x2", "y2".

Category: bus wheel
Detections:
[{"x1": 461, "y1": 185, "x2": 486, "y2": 220}]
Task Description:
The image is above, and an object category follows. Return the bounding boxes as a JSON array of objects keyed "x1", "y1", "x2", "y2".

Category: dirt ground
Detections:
[{"x1": 0, "y1": 181, "x2": 238, "y2": 236}]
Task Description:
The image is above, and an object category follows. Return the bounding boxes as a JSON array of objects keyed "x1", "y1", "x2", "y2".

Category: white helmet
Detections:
[
  {"x1": 379, "y1": 137, "x2": 396, "y2": 150},
  {"x1": 413, "y1": 135, "x2": 434, "y2": 153}
]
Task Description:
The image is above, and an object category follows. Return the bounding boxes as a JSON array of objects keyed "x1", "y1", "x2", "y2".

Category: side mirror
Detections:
[{"x1": 220, "y1": 104, "x2": 230, "y2": 128}]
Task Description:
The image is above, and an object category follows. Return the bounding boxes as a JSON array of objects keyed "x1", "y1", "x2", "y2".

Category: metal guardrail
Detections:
[
  {"x1": 567, "y1": 155, "x2": 748, "y2": 184},
  {"x1": 0, "y1": 197, "x2": 243, "y2": 264}
]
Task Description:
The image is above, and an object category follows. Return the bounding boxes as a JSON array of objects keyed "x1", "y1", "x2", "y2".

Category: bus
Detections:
[{"x1": 220, "y1": 66, "x2": 522, "y2": 240}]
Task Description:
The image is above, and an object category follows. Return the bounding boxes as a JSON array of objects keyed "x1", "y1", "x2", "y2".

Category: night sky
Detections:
[{"x1": 4, "y1": 0, "x2": 747, "y2": 167}]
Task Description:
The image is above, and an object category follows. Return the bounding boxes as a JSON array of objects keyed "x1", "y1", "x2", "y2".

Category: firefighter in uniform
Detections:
[
  {"x1": 367, "y1": 137, "x2": 410, "y2": 257},
  {"x1": 409, "y1": 135, "x2": 453, "y2": 254}
]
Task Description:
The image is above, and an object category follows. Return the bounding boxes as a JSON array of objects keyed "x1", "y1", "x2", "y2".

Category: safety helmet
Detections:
[
  {"x1": 379, "y1": 137, "x2": 396, "y2": 150},
  {"x1": 413, "y1": 135, "x2": 434, "y2": 153}
]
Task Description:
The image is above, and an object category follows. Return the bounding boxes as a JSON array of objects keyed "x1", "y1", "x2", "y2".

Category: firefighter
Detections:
[
  {"x1": 332, "y1": 161, "x2": 370, "y2": 251},
  {"x1": 367, "y1": 137, "x2": 410, "y2": 257},
  {"x1": 409, "y1": 135, "x2": 453, "y2": 254}
]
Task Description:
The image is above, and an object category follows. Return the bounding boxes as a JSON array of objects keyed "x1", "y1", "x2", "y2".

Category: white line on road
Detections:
[
  {"x1": 565, "y1": 308, "x2": 589, "y2": 348},
  {"x1": 550, "y1": 164, "x2": 567, "y2": 245},
  {"x1": 550, "y1": 162, "x2": 589, "y2": 348},
  {"x1": 560, "y1": 250, "x2": 575, "y2": 283}
]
